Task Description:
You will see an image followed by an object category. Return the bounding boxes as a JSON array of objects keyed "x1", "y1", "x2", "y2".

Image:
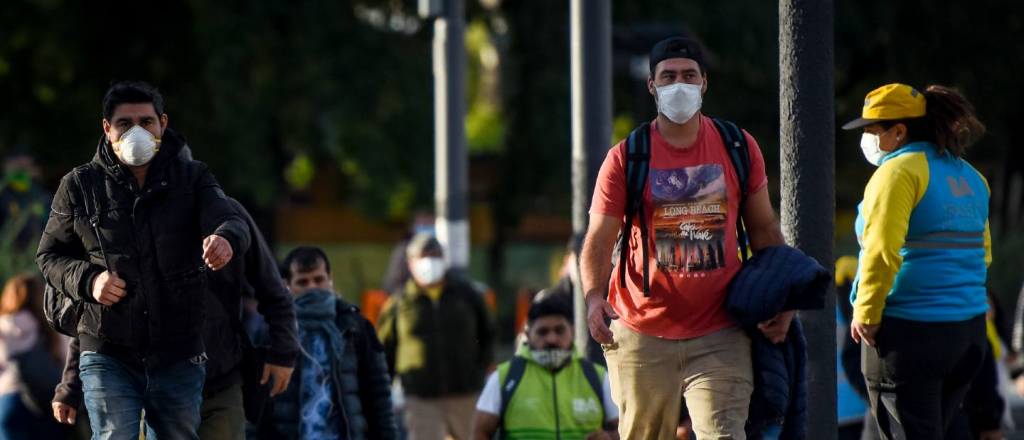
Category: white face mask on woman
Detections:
[
  {"x1": 655, "y1": 82, "x2": 703, "y2": 125},
  {"x1": 859, "y1": 126, "x2": 900, "y2": 167},
  {"x1": 113, "y1": 125, "x2": 161, "y2": 166}
]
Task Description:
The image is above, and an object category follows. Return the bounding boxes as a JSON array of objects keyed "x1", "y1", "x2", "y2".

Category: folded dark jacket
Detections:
[{"x1": 727, "y1": 245, "x2": 831, "y2": 440}]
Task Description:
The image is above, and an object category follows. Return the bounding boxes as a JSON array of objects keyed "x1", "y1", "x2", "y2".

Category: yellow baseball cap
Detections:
[{"x1": 842, "y1": 83, "x2": 926, "y2": 130}]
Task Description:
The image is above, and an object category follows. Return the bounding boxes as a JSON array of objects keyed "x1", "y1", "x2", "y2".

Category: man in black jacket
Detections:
[
  {"x1": 255, "y1": 246, "x2": 396, "y2": 440},
  {"x1": 36, "y1": 81, "x2": 250, "y2": 439},
  {"x1": 51, "y1": 194, "x2": 301, "y2": 440}
]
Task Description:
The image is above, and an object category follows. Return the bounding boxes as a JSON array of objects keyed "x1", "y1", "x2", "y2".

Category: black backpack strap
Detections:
[
  {"x1": 710, "y1": 118, "x2": 752, "y2": 262},
  {"x1": 72, "y1": 165, "x2": 112, "y2": 272},
  {"x1": 499, "y1": 356, "x2": 528, "y2": 429},
  {"x1": 578, "y1": 359, "x2": 605, "y2": 419},
  {"x1": 620, "y1": 123, "x2": 652, "y2": 297}
]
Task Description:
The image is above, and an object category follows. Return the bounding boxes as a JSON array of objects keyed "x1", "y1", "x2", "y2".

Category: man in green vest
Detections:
[{"x1": 472, "y1": 296, "x2": 619, "y2": 440}]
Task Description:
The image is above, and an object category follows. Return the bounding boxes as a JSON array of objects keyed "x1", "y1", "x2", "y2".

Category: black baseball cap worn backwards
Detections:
[{"x1": 649, "y1": 37, "x2": 706, "y2": 75}]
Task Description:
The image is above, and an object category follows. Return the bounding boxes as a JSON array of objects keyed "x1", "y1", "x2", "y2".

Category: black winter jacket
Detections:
[
  {"x1": 203, "y1": 197, "x2": 298, "y2": 395},
  {"x1": 36, "y1": 129, "x2": 250, "y2": 367},
  {"x1": 257, "y1": 296, "x2": 397, "y2": 440},
  {"x1": 53, "y1": 197, "x2": 300, "y2": 408}
]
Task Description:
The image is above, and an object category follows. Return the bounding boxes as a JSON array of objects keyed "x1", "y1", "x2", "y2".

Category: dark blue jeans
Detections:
[{"x1": 80, "y1": 351, "x2": 206, "y2": 440}]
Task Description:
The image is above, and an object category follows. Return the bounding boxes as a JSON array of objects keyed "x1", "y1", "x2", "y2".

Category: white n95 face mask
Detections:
[
  {"x1": 530, "y1": 348, "x2": 574, "y2": 371},
  {"x1": 411, "y1": 257, "x2": 446, "y2": 286},
  {"x1": 656, "y1": 82, "x2": 703, "y2": 124},
  {"x1": 113, "y1": 125, "x2": 161, "y2": 166},
  {"x1": 859, "y1": 133, "x2": 889, "y2": 167}
]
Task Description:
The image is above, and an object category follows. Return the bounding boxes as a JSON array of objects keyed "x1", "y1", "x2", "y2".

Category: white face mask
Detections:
[
  {"x1": 529, "y1": 348, "x2": 574, "y2": 371},
  {"x1": 113, "y1": 125, "x2": 161, "y2": 166},
  {"x1": 859, "y1": 132, "x2": 890, "y2": 167},
  {"x1": 411, "y1": 257, "x2": 445, "y2": 287},
  {"x1": 656, "y1": 82, "x2": 703, "y2": 124}
]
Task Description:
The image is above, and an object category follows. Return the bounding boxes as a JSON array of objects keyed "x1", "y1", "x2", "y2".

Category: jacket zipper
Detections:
[
  {"x1": 552, "y1": 371, "x2": 561, "y2": 440},
  {"x1": 330, "y1": 339, "x2": 354, "y2": 440}
]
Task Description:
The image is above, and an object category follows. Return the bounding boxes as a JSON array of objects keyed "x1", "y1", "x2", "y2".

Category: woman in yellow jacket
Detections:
[{"x1": 843, "y1": 84, "x2": 991, "y2": 440}]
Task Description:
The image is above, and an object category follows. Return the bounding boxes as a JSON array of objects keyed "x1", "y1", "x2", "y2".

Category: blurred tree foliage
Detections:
[{"x1": 0, "y1": 0, "x2": 1021, "y2": 241}]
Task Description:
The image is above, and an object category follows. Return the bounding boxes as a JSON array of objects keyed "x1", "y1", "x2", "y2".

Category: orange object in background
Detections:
[
  {"x1": 360, "y1": 288, "x2": 390, "y2": 329},
  {"x1": 513, "y1": 288, "x2": 534, "y2": 336}
]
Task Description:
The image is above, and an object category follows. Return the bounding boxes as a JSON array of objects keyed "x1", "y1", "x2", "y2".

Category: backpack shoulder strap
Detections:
[
  {"x1": 578, "y1": 359, "x2": 604, "y2": 412},
  {"x1": 710, "y1": 117, "x2": 753, "y2": 262},
  {"x1": 72, "y1": 165, "x2": 96, "y2": 222},
  {"x1": 619, "y1": 123, "x2": 652, "y2": 296},
  {"x1": 499, "y1": 356, "x2": 528, "y2": 420}
]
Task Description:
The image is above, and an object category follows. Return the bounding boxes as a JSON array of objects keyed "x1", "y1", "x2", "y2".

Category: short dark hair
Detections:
[
  {"x1": 528, "y1": 295, "x2": 573, "y2": 326},
  {"x1": 281, "y1": 246, "x2": 331, "y2": 281},
  {"x1": 102, "y1": 81, "x2": 165, "y2": 121}
]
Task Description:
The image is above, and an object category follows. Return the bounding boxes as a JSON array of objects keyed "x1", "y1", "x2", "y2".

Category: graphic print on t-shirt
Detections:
[{"x1": 651, "y1": 165, "x2": 729, "y2": 276}]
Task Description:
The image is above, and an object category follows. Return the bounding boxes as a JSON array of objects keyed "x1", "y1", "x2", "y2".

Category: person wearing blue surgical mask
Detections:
[
  {"x1": 377, "y1": 232, "x2": 497, "y2": 440},
  {"x1": 842, "y1": 84, "x2": 992, "y2": 440}
]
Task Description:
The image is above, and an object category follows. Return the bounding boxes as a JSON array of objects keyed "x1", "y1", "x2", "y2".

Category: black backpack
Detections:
[
  {"x1": 617, "y1": 118, "x2": 752, "y2": 297},
  {"x1": 43, "y1": 164, "x2": 112, "y2": 337}
]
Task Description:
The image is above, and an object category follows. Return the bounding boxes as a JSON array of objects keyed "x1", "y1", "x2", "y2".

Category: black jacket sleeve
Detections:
[
  {"x1": 36, "y1": 174, "x2": 104, "y2": 303},
  {"x1": 236, "y1": 202, "x2": 299, "y2": 368},
  {"x1": 52, "y1": 338, "x2": 83, "y2": 410},
  {"x1": 194, "y1": 165, "x2": 250, "y2": 260},
  {"x1": 356, "y1": 317, "x2": 398, "y2": 440},
  {"x1": 469, "y1": 286, "x2": 497, "y2": 373}
]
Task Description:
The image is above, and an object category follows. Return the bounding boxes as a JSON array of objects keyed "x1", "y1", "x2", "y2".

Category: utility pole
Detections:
[
  {"x1": 570, "y1": 0, "x2": 611, "y2": 351},
  {"x1": 422, "y1": 0, "x2": 469, "y2": 275},
  {"x1": 780, "y1": 0, "x2": 836, "y2": 438}
]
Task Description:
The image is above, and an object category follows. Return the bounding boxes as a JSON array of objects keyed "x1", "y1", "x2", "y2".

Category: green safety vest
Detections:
[{"x1": 497, "y1": 354, "x2": 607, "y2": 440}]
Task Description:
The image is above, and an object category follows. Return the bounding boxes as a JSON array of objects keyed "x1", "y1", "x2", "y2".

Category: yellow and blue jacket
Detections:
[{"x1": 851, "y1": 141, "x2": 991, "y2": 324}]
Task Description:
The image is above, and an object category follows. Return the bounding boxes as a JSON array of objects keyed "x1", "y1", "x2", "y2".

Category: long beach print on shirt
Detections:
[{"x1": 651, "y1": 165, "x2": 729, "y2": 276}]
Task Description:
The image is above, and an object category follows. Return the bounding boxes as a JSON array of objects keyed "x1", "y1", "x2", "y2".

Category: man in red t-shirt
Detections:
[{"x1": 581, "y1": 37, "x2": 791, "y2": 439}]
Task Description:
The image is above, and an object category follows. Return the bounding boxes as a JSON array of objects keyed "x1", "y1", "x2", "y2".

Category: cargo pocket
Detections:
[{"x1": 161, "y1": 266, "x2": 208, "y2": 343}]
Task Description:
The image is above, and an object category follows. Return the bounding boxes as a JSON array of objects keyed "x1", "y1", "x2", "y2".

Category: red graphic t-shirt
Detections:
[{"x1": 590, "y1": 116, "x2": 768, "y2": 339}]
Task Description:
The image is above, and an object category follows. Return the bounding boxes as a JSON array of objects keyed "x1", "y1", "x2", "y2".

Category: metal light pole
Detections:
[
  {"x1": 423, "y1": 0, "x2": 470, "y2": 276},
  {"x1": 570, "y1": 0, "x2": 611, "y2": 352},
  {"x1": 780, "y1": 0, "x2": 836, "y2": 437}
]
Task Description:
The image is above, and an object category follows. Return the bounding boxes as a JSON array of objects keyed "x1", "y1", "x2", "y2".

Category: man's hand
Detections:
[
  {"x1": 758, "y1": 310, "x2": 795, "y2": 344},
  {"x1": 92, "y1": 271, "x2": 126, "y2": 306},
  {"x1": 851, "y1": 320, "x2": 881, "y2": 346},
  {"x1": 52, "y1": 402, "x2": 76, "y2": 425},
  {"x1": 586, "y1": 295, "x2": 619, "y2": 345},
  {"x1": 261, "y1": 363, "x2": 295, "y2": 397},
  {"x1": 202, "y1": 235, "x2": 234, "y2": 271}
]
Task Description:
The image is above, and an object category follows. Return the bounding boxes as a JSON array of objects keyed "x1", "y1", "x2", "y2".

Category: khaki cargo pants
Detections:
[{"x1": 603, "y1": 321, "x2": 754, "y2": 440}]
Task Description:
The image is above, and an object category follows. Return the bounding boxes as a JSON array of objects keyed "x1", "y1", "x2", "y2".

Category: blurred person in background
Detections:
[
  {"x1": 0, "y1": 274, "x2": 69, "y2": 439},
  {"x1": 378, "y1": 232, "x2": 496, "y2": 440},
  {"x1": 843, "y1": 84, "x2": 991, "y2": 439},
  {"x1": 381, "y1": 212, "x2": 435, "y2": 295},
  {"x1": 253, "y1": 246, "x2": 395, "y2": 440},
  {"x1": 472, "y1": 296, "x2": 618, "y2": 440},
  {"x1": 0, "y1": 149, "x2": 52, "y2": 250}
]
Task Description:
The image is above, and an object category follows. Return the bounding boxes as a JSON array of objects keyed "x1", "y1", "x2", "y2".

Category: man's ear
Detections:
[
  {"x1": 102, "y1": 120, "x2": 113, "y2": 142},
  {"x1": 159, "y1": 114, "x2": 169, "y2": 137},
  {"x1": 701, "y1": 73, "x2": 709, "y2": 95},
  {"x1": 647, "y1": 76, "x2": 657, "y2": 98}
]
